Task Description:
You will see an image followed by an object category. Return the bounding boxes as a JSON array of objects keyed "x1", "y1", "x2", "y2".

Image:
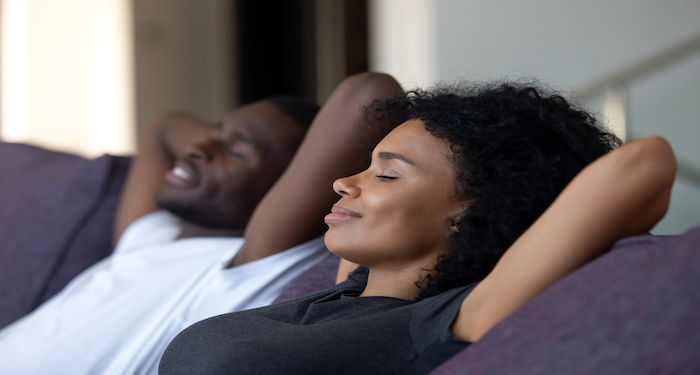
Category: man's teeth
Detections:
[{"x1": 172, "y1": 166, "x2": 191, "y2": 180}]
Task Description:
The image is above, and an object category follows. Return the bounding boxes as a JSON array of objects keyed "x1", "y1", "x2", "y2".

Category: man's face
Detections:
[{"x1": 155, "y1": 102, "x2": 305, "y2": 230}]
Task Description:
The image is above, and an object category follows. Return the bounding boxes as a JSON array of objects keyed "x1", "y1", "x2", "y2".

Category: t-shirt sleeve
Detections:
[
  {"x1": 112, "y1": 210, "x2": 182, "y2": 255},
  {"x1": 408, "y1": 283, "x2": 478, "y2": 369}
]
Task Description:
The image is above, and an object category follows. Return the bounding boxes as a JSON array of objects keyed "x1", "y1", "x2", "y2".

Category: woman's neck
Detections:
[{"x1": 360, "y1": 264, "x2": 434, "y2": 301}]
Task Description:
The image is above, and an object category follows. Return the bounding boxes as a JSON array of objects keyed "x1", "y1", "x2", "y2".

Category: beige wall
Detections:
[{"x1": 133, "y1": 0, "x2": 235, "y2": 136}]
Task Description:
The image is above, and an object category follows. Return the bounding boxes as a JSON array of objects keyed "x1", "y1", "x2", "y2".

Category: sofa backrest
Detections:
[
  {"x1": 0, "y1": 142, "x2": 130, "y2": 329},
  {"x1": 273, "y1": 253, "x2": 340, "y2": 303},
  {"x1": 430, "y1": 225, "x2": 700, "y2": 375}
]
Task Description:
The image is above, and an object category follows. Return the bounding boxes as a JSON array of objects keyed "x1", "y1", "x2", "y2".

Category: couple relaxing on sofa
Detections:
[{"x1": 0, "y1": 72, "x2": 681, "y2": 375}]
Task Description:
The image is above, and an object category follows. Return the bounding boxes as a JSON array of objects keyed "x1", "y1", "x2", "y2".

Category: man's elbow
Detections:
[{"x1": 334, "y1": 72, "x2": 403, "y2": 104}]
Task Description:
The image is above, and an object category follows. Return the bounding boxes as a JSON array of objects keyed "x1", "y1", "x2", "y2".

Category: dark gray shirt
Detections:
[{"x1": 159, "y1": 267, "x2": 476, "y2": 375}]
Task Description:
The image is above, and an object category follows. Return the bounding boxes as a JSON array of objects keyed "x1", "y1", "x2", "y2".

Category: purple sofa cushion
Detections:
[
  {"x1": 0, "y1": 143, "x2": 130, "y2": 329},
  {"x1": 430, "y1": 225, "x2": 700, "y2": 375},
  {"x1": 273, "y1": 253, "x2": 340, "y2": 303}
]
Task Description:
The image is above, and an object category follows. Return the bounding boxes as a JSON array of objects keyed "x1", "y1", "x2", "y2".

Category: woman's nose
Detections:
[{"x1": 332, "y1": 174, "x2": 360, "y2": 198}]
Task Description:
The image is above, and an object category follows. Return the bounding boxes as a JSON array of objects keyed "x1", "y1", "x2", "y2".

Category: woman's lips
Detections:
[{"x1": 324, "y1": 205, "x2": 362, "y2": 223}]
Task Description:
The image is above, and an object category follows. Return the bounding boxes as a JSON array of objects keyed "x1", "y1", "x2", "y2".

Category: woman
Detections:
[{"x1": 159, "y1": 73, "x2": 676, "y2": 374}]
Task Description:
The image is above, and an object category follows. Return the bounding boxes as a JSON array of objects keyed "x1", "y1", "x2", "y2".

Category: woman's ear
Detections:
[
  {"x1": 448, "y1": 199, "x2": 472, "y2": 234},
  {"x1": 450, "y1": 220, "x2": 460, "y2": 234}
]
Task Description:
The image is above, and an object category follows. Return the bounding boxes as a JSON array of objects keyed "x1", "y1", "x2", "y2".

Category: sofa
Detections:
[
  {"x1": 1, "y1": 141, "x2": 698, "y2": 374},
  {"x1": 0, "y1": 142, "x2": 130, "y2": 329}
]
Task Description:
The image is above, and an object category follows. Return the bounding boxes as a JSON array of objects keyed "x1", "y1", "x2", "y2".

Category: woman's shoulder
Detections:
[
  {"x1": 410, "y1": 282, "x2": 480, "y2": 345},
  {"x1": 414, "y1": 282, "x2": 479, "y2": 315}
]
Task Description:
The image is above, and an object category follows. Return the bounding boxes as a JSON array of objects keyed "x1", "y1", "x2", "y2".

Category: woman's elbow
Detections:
[
  {"x1": 634, "y1": 136, "x2": 676, "y2": 189},
  {"x1": 612, "y1": 136, "x2": 676, "y2": 228},
  {"x1": 612, "y1": 136, "x2": 676, "y2": 189}
]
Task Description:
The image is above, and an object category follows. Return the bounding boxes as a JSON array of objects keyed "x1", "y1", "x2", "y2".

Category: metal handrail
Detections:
[
  {"x1": 579, "y1": 33, "x2": 700, "y2": 99},
  {"x1": 577, "y1": 32, "x2": 700, "y2": 188}
]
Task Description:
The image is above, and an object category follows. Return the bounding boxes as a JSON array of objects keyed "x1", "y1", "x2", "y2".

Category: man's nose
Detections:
[{"x1": 185, "y1": 138, "x2": 223, "y2": 163}]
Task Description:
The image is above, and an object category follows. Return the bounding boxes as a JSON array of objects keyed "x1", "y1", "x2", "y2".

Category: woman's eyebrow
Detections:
[{"x1": 377, "y1": 151, "x2": 415, "y2": 165}]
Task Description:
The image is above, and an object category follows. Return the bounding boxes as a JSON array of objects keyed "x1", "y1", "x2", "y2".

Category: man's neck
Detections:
[{"x1": 177, "y1": 222, "x2": 244, "y2": 239}]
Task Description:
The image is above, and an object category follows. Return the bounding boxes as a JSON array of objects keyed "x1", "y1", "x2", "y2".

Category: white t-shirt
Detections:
[{"x1": 0, "y1": 211, "x2": 330, "y2": 375}]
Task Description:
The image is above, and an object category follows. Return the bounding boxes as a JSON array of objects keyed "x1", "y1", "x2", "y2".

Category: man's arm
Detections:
[
  {"x1": 453, "y1": 136, "x2": 676, "y2": 342},
  {"x1": 113, "y1": 112, "x2": 213, "y2": 246},
  {"x1": 230, "y1": 73, "x2": 403, "y2": 267}
]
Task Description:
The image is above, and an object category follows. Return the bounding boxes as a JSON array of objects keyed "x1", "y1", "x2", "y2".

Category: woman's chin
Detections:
[
  {"x1": 323, "y1": 230, "x2": 340, "y2": 253},
  {"x1": 323, "y1": 230, "x2": 353, "y2": 258}
]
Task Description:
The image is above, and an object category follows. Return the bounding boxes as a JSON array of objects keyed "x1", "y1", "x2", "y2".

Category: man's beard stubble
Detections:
[{"x1": 155, "y1": 193, "x2": 246, "y2": 231}]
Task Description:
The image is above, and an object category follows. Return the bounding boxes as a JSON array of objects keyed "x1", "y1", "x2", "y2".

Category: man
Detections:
[
  {"x1": 116, "y1": 97, "x2": 319, "y2": 242},
  {"x1": 0, "y1": 97, "x2": 331, "y2": 374}
]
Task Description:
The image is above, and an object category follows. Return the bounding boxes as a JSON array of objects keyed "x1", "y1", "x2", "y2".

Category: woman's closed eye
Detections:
[{"x1": 377, "y1": 175, "x2": 397, "y2": 181}]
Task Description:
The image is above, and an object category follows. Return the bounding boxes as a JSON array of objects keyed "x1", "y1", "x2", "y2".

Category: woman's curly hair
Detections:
[{"x1": 367, "y1": 80, "x2": 622, "y2": 300}]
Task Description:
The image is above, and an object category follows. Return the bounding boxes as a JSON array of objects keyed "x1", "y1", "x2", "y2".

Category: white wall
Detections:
[
  {"x1": 0, "y1": 0, "x2": 234, "y2": 157},
  {"x1": 369, "y1": 0, "x2": 436, "y2": 90},
  {"x1": 1, "y1": 0, "x2": 135, "y2": 157},
  {"x1": 371, "y1": 0, "x2": 700, "y2": 88},
  {"x1": 370, "y1": 0, "x2": 700, "y2": 234}
]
